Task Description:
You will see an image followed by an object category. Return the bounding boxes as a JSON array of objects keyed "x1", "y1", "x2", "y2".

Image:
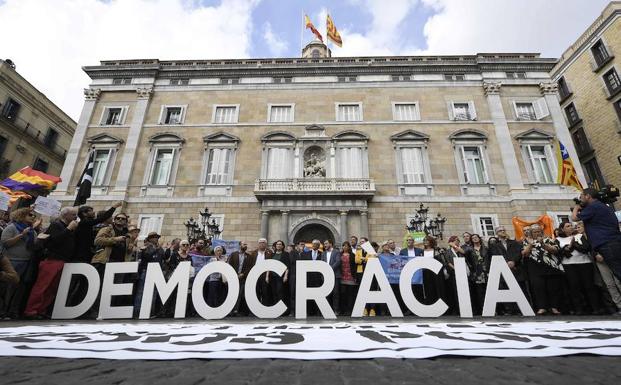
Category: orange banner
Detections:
[{"x1": 512, "y1": 215, "x2": 555, "y2": 240}]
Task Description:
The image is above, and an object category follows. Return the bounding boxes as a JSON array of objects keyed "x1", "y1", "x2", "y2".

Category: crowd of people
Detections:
[{"x1": 0, "y1": 188, "x2": 620, "y2": 320}]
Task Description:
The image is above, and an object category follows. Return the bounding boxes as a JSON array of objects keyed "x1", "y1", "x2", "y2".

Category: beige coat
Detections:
[{"x1": 91, "y1": 225, "x2": 136, "y2": 264}]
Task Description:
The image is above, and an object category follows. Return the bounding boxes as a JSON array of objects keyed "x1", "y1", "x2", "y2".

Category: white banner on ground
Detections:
[{"x1": 0, "y1": 321, "x2": 620, "y2": 360}]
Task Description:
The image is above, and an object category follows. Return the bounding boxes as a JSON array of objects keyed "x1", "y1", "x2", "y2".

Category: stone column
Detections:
[
  {"x1": 483, "y1": 82, "x2": 525, "y2": 191},
  {"x1": 113, "y1": 87, "x2": 153, "y2": 193},
  {"x1": 260, "y1": 210, "x2": 269, "y2": 240},
  {"x1": 539, "y1": 82, "x2": 588, "y2": 185},
  {"x1": 55, "y1": 88, "x2": 100, "y2": 193},
  {"x1": 281, "y1": 210, "x2": 289, "y2": 244},
  {"x1": 360, "y1": 210, "x2": 369, "y2": 238},
  {"x1": 339, "y1": 210, "x2": 348, "y2": 244}
]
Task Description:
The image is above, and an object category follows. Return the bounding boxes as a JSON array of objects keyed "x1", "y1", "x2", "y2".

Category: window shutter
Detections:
[
  {"x1": 459, "y1": 145, "x2": 469, "y2": 183},
  {"x1": 468, "y1": 101, "x2": 477, "y2": 120},
  {"x1": 401, "y1": 148, "x2": 413, "y2": 183},
  {"x1": 534, "y1": 97, "x2": 550, "y2": 120},
  {"x1": 479, "y1": 146, "x2": 490, "y2": 184},
  {"x1": 511, "y1": 101, "x2": 520, "y2": 120},
  {"x1": 526, "y1": 145, "x2": 538, "y2": 182},
  {"x1": 447, "y1": 101, "x2": 455, "y2": 120}
]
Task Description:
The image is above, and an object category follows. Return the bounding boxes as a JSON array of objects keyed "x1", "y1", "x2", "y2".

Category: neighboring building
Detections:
[
  {"x1": 0, "y1": 59, "x2": 76, "y2": 179},
  {"x1": 551, "y1": 1, "x2": 621, "y2": 190},
  {"x1": 53, "y1": 45, "x2": 584, "y2": 244}
]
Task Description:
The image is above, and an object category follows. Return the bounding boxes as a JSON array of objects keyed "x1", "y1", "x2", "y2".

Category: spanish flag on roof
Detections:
[
  {"x1": 326, "y1": 14, "x2": 342, "y2": 47},
  {"x1": 305, "y1": 14, "x2": 323, "y2": 42}
]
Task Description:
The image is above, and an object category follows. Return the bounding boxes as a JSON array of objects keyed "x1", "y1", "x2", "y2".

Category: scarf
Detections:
[{"x1": 13, "y1": 221, "x2": 35, "y2": 245}]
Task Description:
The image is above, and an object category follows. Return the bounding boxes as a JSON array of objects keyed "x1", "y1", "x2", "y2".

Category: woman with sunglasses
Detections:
[{"x1": 0, "y1": 208, "x2": 41, "y2": 319}]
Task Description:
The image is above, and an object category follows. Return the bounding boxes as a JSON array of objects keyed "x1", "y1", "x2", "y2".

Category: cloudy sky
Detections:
[{"x1": 0, "y1": 0, "x2": 611, "y2": 121}]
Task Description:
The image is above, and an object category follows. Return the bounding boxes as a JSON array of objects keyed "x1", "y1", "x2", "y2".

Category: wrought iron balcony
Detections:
[
  {"x1": 0, "y1": 114, "x2": 67, "y2": 160},
  {"x1": 254, "y1": 178, "x2": 376, "y2": 199}
]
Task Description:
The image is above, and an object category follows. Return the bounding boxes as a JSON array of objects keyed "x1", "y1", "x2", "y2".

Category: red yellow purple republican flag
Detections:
[
  {"x1": 305, "y1": 15, "x2": 323, "y2": 42},
  {"x1": 556, "y1": 140, "x2": 583, "y2": 190},
  {"x1": 326, "y1": 14, "x2": 342, "y2": 47}
]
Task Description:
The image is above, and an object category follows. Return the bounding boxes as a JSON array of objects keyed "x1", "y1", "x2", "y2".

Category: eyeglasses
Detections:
[
  {"x1": 181, "y1": 243, "x2": 189, "y2": 247},
  {"x1": 115, "y1": 217, "x2": 128, "y2": 221}
]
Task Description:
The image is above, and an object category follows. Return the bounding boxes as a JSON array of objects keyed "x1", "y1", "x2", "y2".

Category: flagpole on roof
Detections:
[{"x1": 325, "y1": 10, "x2": 329, "y2": 57}]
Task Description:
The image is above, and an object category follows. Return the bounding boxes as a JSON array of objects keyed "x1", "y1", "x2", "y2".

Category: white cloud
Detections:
[
  {"x1": 420, "y1": 0, "x2": 610, "y2": 56},
  {"x1": 0, "y1": 0, "x2": 260, "y2": 120},
  {"x1": 323, "y1": 0, "x2": 423, "y2": 57},
  {"x1": 262, "y1": 21, "x2": 288, "y2": 56}
]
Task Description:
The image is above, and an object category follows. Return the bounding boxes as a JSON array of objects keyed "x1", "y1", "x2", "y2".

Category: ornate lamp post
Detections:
[
  {"x1": 184, "y1": 207, "x2": 222, "y2": 244},
  {"x1": 405, "y1": 203, "x2": 447, "y2": 240}
]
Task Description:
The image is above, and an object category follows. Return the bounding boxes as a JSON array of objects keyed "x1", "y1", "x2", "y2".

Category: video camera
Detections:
[{"x1": 574, "y1": 184, "x2": 620, "y2": 207}]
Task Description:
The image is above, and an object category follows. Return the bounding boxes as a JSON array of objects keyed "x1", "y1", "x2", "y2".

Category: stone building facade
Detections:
[
  {"x1": 52, "y1": 47, "x2": 584, "y2": 245},
  {"x1": 0, "y1": 59, "x2": 75, "y2": 179},
  {"x1": 551, "y1": 1, "x2": 621, "y2": 190}
]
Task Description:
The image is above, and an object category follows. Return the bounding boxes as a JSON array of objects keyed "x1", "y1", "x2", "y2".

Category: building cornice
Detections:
[{"x1": 83, "y1": 53, "x2": 556, "y2": 80}]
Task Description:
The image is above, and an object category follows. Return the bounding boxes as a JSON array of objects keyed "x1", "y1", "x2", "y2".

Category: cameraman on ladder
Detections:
[{"x1": 572, "y1": 187, "x2": 621, "y2": 281}]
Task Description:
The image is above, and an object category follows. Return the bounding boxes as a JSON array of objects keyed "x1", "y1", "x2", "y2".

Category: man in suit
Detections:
[
  {"x1": 300, "y1": 239, "x2": 325, "y2": 315},
  {"x1": 399, "y1": 236, "x2": 425, "y2": 303},
  {"x1": 288, "y1": 241, "x2": 306, "y2": 316},
  {"x1": 488, "y1": 226, "x2": 528, "y2": 314},
  {"x1": 250, "y1": 238, "x2": 273, "y2": 307},
  {"x1": 323, "y1": 239, "x2": 341, "y2": 315},
  {"x1": 228, "y1": 241, "x2": 255, "y2": 316}
]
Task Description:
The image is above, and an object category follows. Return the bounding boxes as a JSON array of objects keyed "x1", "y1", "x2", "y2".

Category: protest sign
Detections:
[
  {"x1": 378, "y1": 254, "x2": 418, "y2": 284},
  {"x1": 33, "y1": 196, "x2": 61, "y2": 217},
  {"x1": 212, "y1": 239, "x2": 240, "y2": 256},
  {"x1": 0, "y1": 191, "x2": 10, "y2": 211}
]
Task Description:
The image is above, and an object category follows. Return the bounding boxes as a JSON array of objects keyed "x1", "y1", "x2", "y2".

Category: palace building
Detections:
[{"x1": 52, "y1": 43, "x2": 584, "y2": 244}]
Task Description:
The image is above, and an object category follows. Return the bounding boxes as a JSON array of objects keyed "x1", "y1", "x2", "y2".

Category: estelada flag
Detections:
[
  {"x1": 556, "y1": 140, "x2": 583, "y2": 191},
  {"x1": 305, "y1": 15, "x2": 323, "y2": 42},
  {"x1": 326, "y1": 14, "x2": 342, "y2": 47}
]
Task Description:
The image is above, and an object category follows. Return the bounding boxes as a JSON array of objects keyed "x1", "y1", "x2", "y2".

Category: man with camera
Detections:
[{"x1": 572, "y1": 188, "x2": 621, "y2": 281}]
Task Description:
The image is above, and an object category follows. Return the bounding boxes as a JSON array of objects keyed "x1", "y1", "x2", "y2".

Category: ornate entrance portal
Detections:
[{"x1": 293, "y1": 224, "x2": 334, "y2": 244}]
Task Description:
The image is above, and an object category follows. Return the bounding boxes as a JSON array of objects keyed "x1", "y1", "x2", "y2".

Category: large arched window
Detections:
[
  {"x1": 261, "y1": 131, "x2": 297, "y2": 179},
  {"x1": 390, "y1": 130, "x2": 433, "y2": 195},
  {"x1": 200, "y1": 132, "x2": 240, "y2": 196},
  {"x1": 143, "y1": 133, "x2": 184, "y2": 195},
  {"x1": 332, "y1": 130, "x2": 369, "y2": 179}
]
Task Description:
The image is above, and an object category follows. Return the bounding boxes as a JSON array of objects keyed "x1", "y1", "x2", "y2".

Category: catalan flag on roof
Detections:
[
  {"x1": 0, "y1": 167, "x2": 61, "y2": 192},
  {"x1": 556, "y1": 141, "x2": 583, "y2": 191},
  {"x1": 326, "y1": 14, "x2": 342, "y2": 47}
]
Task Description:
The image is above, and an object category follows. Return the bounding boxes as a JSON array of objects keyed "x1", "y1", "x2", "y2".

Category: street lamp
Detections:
[
  {"x1": 184, "y1": 207, "x2": 222, "y2": 244},
  {"x1": 405, "y1": 203, "x2": 447, "y2": 240}
]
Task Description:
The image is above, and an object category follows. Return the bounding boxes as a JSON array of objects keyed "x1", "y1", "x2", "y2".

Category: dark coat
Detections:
[
  {"x1": 228, "y1": 250, "x2": 255, "y2": 281},
  {"x1": 488, "y1": 238, "x2": 525, "y2": 281}
]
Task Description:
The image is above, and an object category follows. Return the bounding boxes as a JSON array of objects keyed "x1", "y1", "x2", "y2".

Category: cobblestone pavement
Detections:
[{"x1": 0, "y1": 316, "x2": 619, "y2": 385}]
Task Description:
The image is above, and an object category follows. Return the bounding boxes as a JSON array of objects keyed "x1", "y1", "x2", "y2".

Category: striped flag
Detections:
[
  {"x1": 74, "y1": 151, "x2": 94, "y2": 206},
  {"x1": 326, "y1": 14, "x2": 342, "y2": 47},
  {"x1": 556, "y1": 140, "x2": 583, "y2": 191},
  {"x1": 305, "y1": 15, "x2": 323, "y2": 42}
]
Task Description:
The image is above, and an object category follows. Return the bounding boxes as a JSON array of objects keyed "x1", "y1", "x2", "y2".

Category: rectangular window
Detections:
[
  {"x1": 150, "y1": 149, "x2": 174, "y2": 185},
  {"x1": 515, "y1": 102, "x2": 536, "y2": 120},
  {"x1": 400, "y1": 147, "x2": 425, "y2": 184},
  {"x1": 205, "y1": 148, "x2": 231, "y2": 185},
  {"x1": 572, "y1": 127, "x2": 592, "y2": 157},
  {"x1": 112, "y1": 78, "x2": 132, "y2": 85},
  {"x1": 0, "y1": 136, "x2": 7, "y2": 158},
  {"x1": 393, "y1": 103, "x2": 419, "y2": 121},
  {"x1": 214, "y1": 106, "x2": 238, "y2": 123},
  {"x1": 475, "y1": 216, "x2": 496, "y2": 238},
  {"x1": 338, "y1": 147, "x2": 364, "y2": 178},
  {"x1": 507, "y1": 72, "x2": 526, "y2": 79},
  {"x1": 336, "y1": 104, "x2": 361, "y2": 122},
  {"x1": 137, "y1": 215, "x2": 164, "y2": 240},
  {"x1": 170, "y1": 79, "x2": 189, "y2": 86},
  {"x1": 564, "y1": 103, "x2": 580, "y2": 125},
  {"x1": 164, "y1": 107, "x2": 183, "y2": 124},
  {"x1": 266, "y1": 147, "x2": 290, "y2": 179},
  {"x1": 444, "y1": 74, "x2": 465, "y2": 81},
  {"x1": 269, "y1": 105, "x2": 293, "y2": 123},
  {"x1": 527, "y1": 145, "x2": 553, "y2": 183},
  {"x1": 614, "y1": 98, "x2": 621, "y2": 122},
  {"x1": 558, "y1": 77, "x2": 571, "y2": 100},
  {"x1": 452, "y1": 103, "x2": 471, "y2": 120},
  {"x1": 92, "y1": 149, "x2": 112, "y2": 186},
  {"x1": 583, "y1": 158, "x2": 605, "y2": 189},
  {"x1": 603, "y1": 68, "x2": 621, "y2": 95},
  {"x1": 43, "y1": 128, "x2": 59, "y2": 148},
  {"x1": 1, "y1": 98, "x2": 21, "y2": 120},
  {"x1": 33, "y1": 157, "x2": 49, "y2": 173},
  {"x1": 591, "y1": 40, "x2": 611, "y2": 67},
  {"x1": 103, "y1": 107, "x2": 123, "y2": 125},
  {"x1": 461, "y1": 146, "x2": 487, "y2": 184}
]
